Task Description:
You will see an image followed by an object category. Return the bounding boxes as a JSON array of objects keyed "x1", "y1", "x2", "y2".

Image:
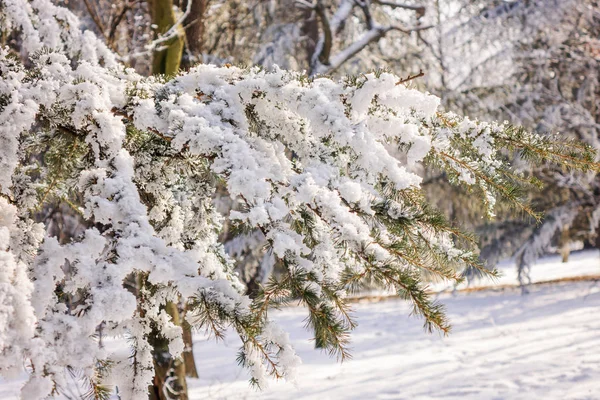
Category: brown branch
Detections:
[
  {"x1": 314, "y1": 0, "x2": 333, "y2": 67},
  {"x1": 389, "y1": 23, "x2": 434, "y2": 34},
  {"x1": 0, "y1": 193, "x2": 15, "y2": 205},
  {"x1": 244, "y1": 334, "x2": 284, "y2": 379},
  {"x1": 82, "y1": 0, "x2": 107, "y2": 38},
  {"x1": 355, "y1": 0, "x2": 374, "y2": 30},
  {"x1": 254, "y1": 275, "x2": 292, "y2": 321},
  {"x1": 396, "y1": 69, "x2": 425, "y2": 85},
  {"x1": 107, "y1": 1, "x2": 133, "y2": 46}
]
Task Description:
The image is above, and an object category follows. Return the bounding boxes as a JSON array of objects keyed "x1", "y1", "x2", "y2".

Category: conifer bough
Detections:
[{"x1": 0, "y1": 0, "x2": 597, "y2": 398}]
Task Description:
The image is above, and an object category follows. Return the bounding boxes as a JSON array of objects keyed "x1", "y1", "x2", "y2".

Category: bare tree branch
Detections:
[
  {"x1": 295, "y1": 0, "x2": 315, "y2": 8},
  {"x1": 120, "y1": 0, "x2": 193, "y2": 62},
  {"x1": 329, "y1": 0, "x2": 356, "y2": 34},
  {"x1": 319, "y1": 24, "x2": 432, "y2": 76},
  {"x1": 313, "y1": 0, "x2": 333, "y2": 66},
  {"x1": 82, "y1": 0, "x2": 107, "y2": 38},
  {"x1": 108, "y1": 1, "x2": 133, "y2": 46},
  {"x1": 302, "y1": 0, "x2": 430, "y2": 76},
  {"x1": 388, "y1": 23, "x2": 433, "y2": 34},
  {"x1": 373, "y1": 0, "x2": 425, "y2": 16},
  {"x1": 324, "y1": 26, "x2": 386, "y2": 75},
  {"x1": 301, "y1": 0, "x2": 356, "y2": 73},
  {"x1": 355, "y1": 0, "x2": 374, "y2": 30}
]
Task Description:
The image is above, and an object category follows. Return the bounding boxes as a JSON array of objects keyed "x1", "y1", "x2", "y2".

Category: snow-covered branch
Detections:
[
  {"x1": 0, "y1": 0, "x2": 596, "y2": 399},
  {"x1": 373, "y1": 0, "x2": 425, "y2": 15},
  {"x1": 308, "y1": 0, "x2": 431, "y2": 75}
]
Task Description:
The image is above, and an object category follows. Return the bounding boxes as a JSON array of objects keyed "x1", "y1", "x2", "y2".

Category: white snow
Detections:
[
  {"x1": 353, "y1": 249, "x2": 600, "y2": 297},
  {"x1": 1, "y1": 250, "x2": 599, "y2": 399},
  {"x1": 1, "y1": 1, "x2": 599, "y2": 395},
  {"x1": 444, "y1": 249, "x2": 600, "y2": 291},
  {"x1": 187, "y1": 280, "x2": 600, "y2": 400}
]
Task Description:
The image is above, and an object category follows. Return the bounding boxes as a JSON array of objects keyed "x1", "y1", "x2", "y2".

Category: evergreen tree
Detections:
[{"x1": 0, "y1": 1, "x2": 597, "y2": 399}]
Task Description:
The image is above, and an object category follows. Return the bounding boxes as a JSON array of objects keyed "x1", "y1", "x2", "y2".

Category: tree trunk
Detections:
[
  {"x1": 560, "y1": 226, "x2": 570, "y2": 263},
  {"x1": 182, "y1": 0, "x2": 208, "y2": 69},
  {"x1": 150, "y1": 0, "x2": 185, "y2": 75},
  {"x1": 149, "y1": 301, "x2": 188, "y2": 400},
  {"x1": 595, "y1": 219, "x2": 600, "y2": 249},
  {"x1": 227, "y1": 1, "x2": 238, "y2": 54},
  {"x1": 147, "y1": 3, "x2": 188, "y2": 396},
  {"x1": 245, "y1": 273, "x2": 261, "y2": 299},
  {"x1": 181, "y1": 316, "x2": 199, "y2": 378}
]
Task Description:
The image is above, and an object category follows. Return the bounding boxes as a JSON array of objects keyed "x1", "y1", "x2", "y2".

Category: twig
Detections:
[
  {"x1": 396, "y1": 69, "x2": 425, "y2": 85},
  {"x1": 0, "y1": 193, "x2": 15, "y2": 205},
  {"x1": 355, "y1": 0, "x2": 374, "y2": 30},
  {"x1": 108, "y1": 1, "x2": 133, "y2": 46},
  {"x1": 82, "y1": 0, "x2": 106, "y2": 37}
]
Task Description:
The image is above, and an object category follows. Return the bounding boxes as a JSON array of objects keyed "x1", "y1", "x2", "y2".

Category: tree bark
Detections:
[
  {"x1": 149, "y1": 301, "x2": 188, "y2": 400},
  {"x1": 150, "y1": 0, "x2": 185, "y2": 75},
  {"x1": 300, "y1": 5, "x2": 320, "y2": 73},
  {"x1": 147, "y1": 2, "x2": 188, "y2": 396},
  {"x1": 227, "y1": 1, "x2": 239, "y2": 54},
  {"x1": 181, "y1": 317, "x2": 199, "y2": 378},
  {"x1": 560, "y1": 226, "x2": 570, "y2": 263},
  {"x1": 245, "y1": 273, "x2": 261, "y2": 299},
  {"x1": 182, "y1": 0, "x2": 208, "y2": 68}
]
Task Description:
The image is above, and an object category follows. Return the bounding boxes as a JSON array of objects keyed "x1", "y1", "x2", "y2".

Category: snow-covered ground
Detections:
[
  {"x1": 452, "y1": 248, "x2": 600, "y2": 289},
  {"x1": 346, "y1": 249, "x2": 600, "y2": 298},
  {"x1": 2, "y1": 250, "x2": 599, "y2": 399},
  {"x1": 189, "y1": 280, "x2": 600, "y2": 400}
]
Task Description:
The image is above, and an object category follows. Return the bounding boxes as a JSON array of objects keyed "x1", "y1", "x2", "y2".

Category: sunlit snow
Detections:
[{"x1": 2, "y1": 250, "x2": 598, "y2": 399}]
